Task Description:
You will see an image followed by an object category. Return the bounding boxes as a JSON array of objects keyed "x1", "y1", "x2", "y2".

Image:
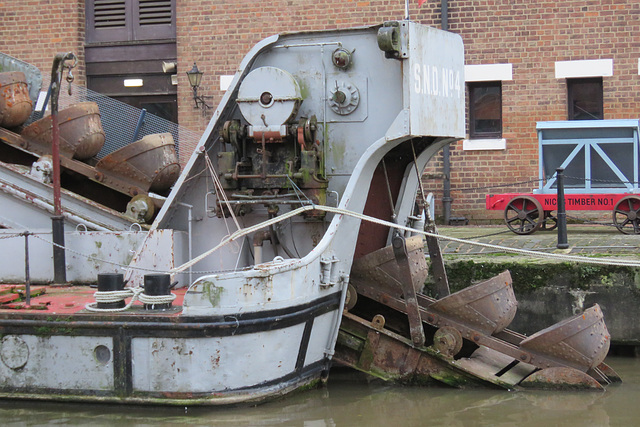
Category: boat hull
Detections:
[{"x1": 0, "y1": 292, "x2": 340, "y2": 405}]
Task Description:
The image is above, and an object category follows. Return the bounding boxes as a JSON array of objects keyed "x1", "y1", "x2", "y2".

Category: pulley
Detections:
[{"x1": 236, "y1": 66, "x2": 302, "y2": 141}]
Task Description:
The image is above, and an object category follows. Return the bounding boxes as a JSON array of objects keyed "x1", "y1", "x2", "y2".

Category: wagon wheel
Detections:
[
  {"x1": 503, "y1": 196, "x2": 544, "y2": 235},
  {"x1": 541, "y1": 211, "x2": 558, "y2": 231},
  {"x1": 613, "y1": 195, "x2": 640, "y2": 234}
]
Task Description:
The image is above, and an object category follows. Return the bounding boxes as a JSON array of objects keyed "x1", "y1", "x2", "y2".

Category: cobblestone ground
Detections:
[{"x1": 433, "y1": 224, "x2": 640, "y2": 260}]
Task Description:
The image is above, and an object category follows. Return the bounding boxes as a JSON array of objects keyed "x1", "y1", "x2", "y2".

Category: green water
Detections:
[{"x1": 0, "y1": 357, "x2": 638, "y2": 426}]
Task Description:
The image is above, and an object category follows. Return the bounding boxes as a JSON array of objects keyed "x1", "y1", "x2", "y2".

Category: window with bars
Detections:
[{"x1": 86, "y1": 0, "x2": 175, "y2": 43}]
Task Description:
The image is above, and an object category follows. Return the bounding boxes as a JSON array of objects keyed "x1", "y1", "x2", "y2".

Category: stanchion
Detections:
[
  {"x1": 556, "y1": 168, "x2": 569, "y2": 249},
  {"x1": 24, "y1": 231, "x2": 31, "y2": 306},
  {"x1": 49, "y1": 52, "x2": 77, "y2": 284}
]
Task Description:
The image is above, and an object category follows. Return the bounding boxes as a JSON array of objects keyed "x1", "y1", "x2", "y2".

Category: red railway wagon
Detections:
[{"x1": 486, "y1": 120, "x2": 640, "y2": 235}]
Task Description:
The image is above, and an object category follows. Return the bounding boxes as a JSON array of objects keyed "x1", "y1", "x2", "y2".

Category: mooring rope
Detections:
[
  {"x1": 170, "y1": 204, "x2": 640, "y2": 273},
  {"x1": 84, "y1": 287, "x2": 176, "y2": 312},
  {"x1": 22, "y1": 203, "x2": 640, "y2": 280}
]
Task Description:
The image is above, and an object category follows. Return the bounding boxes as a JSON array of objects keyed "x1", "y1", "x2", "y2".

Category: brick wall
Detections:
[
  {"x1": 2, "y1": 1, "x2": 639, "y2": 222},
  {"x1": 0, "y1": 1, "x2": 86, "y2": 85},
  {"x1": 428, "y1": 0, "x2": 640, "y2": 223},
  {"x1": 175, "y1": 0, "x2": 441, "y2": 155}
]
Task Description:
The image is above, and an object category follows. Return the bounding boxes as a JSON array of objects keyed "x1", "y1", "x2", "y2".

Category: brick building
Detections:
[{"x1": 1, "y1": 0, "x2": 639, "y2": 223}]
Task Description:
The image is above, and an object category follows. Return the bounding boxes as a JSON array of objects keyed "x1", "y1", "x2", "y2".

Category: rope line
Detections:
[
  {"x1": 22, "y1": 204, "x2": 640, "y2": 279},
  {"x1": 170, "y1": 204, "x2": 640, "y2": 273}
]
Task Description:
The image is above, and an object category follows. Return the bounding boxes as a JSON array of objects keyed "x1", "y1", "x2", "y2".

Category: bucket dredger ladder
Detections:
[{"x1": 335, "y1": 233, "x2": 620, "y2": 390}]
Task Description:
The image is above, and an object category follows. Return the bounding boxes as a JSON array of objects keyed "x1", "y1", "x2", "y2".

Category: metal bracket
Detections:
[
  {"x1": 377, "y1": 21, "x2": 409, "y2": 59},
  {"x1": 391, "y1": 232, "x2": 425, "y2": 347},
  {"x1": 320, "y1": 255, "x2": 340, "y2": 287}
]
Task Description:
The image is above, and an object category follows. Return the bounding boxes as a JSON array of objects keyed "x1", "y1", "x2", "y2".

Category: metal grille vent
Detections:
[
  {"x1": 94, "y1": 0, "x2": 127, "y2": 29},
  {"x1": 139, "y1": 0, "x2": 172, "y2": 26},
  {"x1": 27, "y1": 77, "x2": 200, "y2": 163}
]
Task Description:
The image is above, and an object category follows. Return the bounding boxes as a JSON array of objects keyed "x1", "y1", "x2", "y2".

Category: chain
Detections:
[
  {"x1": 452, "y1": 174, "x2": 640, "y2": 194},
  {"x1": 29, "y1": 232, "x2": 251, "y2": 276},
  {"x1": 0, "y1": 233, "x2": 24, "y2": 240},
  {"x1": 565, "y1": 213, "x2": 617, "y2": 228},
  {"x1": 459, "y1": 178, "x2": 543, "y2": 193},
  {"x1": 460, "y1": 228, "x2": 516, "y2": 240},
  {"x1": 565, "y1": 175, "x2": 640, "y2": 186}
]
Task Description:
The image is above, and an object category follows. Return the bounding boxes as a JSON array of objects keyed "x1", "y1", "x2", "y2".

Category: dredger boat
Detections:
[{"x1": 0, "y1": 21, "x2": 618, "y2": 406}]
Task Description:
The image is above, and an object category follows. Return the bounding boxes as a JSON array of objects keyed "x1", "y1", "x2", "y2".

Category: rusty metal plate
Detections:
[
  {"x1": 96, "y1": 133, "x2": 180, "y2": 193},
  {"x1": 0, "y1": 71, "x2": 32, "y2": 128},
  {"x1": 520, "y1": 366, "x2": 604, "y2": 390},
  {"x1": 519, "y1": 304, "x2": 610, "y2": 371},
  {"x1": 21, "y1": 101, "x2": 105, "y2": 160},
  {"x1": 454, "y1": 346, "x2": 538, "y2": 388},
  {"x1": 429, "y1": 270, "x2": 517, "y2": 335},
  {"x1": 350, "y1": 235, "x2": 428, "y2": 297}
]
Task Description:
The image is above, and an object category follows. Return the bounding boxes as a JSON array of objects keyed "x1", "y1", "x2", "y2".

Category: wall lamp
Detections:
[{"x1": 186, "y1": 62, "x2": 212, "y2": 110}]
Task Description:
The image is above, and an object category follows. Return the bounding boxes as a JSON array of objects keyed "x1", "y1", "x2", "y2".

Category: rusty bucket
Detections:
[
  {"x1": 0, "y1": 71, "x2": 33, "y2": 128},
  {"x1": 20, "y1": 101, "x2": 105, "y2": 160},
  {"x1": 428, "y1": 271, "x2": 518, "y2": 335},
  {"x1": 519, "y1": 304, "x2": 610, "y2": 371},
  {"x1": 350, "y1": 235, "x2": 429, "y2": 298},
  {"x1": 95, "y1": 132, "x2": 181, "y2": 193}
]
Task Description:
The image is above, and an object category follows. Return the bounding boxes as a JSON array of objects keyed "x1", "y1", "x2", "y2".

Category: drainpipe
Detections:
[{"x1": 441, "y1": 0, "x2": 452, "y2": 225}]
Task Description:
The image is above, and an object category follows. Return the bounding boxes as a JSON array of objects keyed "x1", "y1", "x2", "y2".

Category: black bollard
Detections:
[
  {"x1": 97, "y1": 273, "x2": 125, "y2": 309},
  {"x1": 24, "y1": 231, "x2": 31, "y2": 306},
  {"x1": 556, "y1": 168, "x2": 569, "y2": 249},
  {"x1": 143, "y1": 274, "x2": 172, "y2": 310}
]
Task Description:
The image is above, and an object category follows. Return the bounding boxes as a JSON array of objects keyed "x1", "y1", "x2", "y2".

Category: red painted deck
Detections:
[{"x1": 0, "y1": 284, "x2": 187, "y2": 315}]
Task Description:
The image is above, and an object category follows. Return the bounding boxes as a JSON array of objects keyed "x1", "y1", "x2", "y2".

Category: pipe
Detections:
[
  {"x1": 177, "y1": 202, "x2": 194, "y2": 286},
  {"x1": 442, "y1": 0, "x2": 449, "y2": 30},
  {"x1": 441, "y1": 0, "x2": 452, "y2": 225},
  {"x1": 132, "y1": 108, "x2": 147, "y2": 143},
  {"x1": 24, "y1": 231, "x2": 31, "y2": 306},
  {"x1": 443, "y1": 147, "x2": 452, "y2": 225},
  {"x1": 49, "y1": 52, "x2": 77, "y2": 283},
  {"x1": 252, "y1": 230, "x2": 272, "y2": 265},
  {"x1": 0, "y1": 181, "x2": 111, "y2": 231}
]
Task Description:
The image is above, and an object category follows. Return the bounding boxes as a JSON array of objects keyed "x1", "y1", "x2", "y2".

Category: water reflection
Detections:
[{"x1": 1, "y1": 357, "x2": 639, "y2": 426}]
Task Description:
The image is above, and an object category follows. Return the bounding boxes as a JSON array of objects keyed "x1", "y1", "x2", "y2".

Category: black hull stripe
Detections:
[
  {"x1": 0, "y1": 359, "x2": 331, "y2": 406},
  {"x1": 0, "y1": 292, "x2": 342, "y2": 338},
  {"x1": 296, "y1": 318, "x2": 315, "y2": 372}
]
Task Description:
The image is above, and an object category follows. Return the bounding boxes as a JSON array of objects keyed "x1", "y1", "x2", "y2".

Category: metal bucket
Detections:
[
  {"x1": 429, "y1": 271, "x2": 518, "y2": 335},
  {"x1": 350, "y1": 235, "x2": 429, "y2": 298},
  {"x1": 519, "y1": 304, "x2": 610, "y2": 370},
  {"x1": 95, "y1": 133, "x2": 181, "y2": 193},
  {"x1": 20, "y1": 101, "x2": 105, "y2": 160},
  {"x1": 0, "y1": 71, "x2": 33, "y2": 128}
]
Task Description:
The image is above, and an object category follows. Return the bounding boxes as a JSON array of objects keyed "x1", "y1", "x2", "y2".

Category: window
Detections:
[
  {"x1": 567, "y1": 78, "x2": 603, "y2": 120},
  {"x1": 468, "y1": 82, "x2": 502, "y2": 139},
  {"x1": 86, "y1": 0, "x2": 176, "y2": 44}
]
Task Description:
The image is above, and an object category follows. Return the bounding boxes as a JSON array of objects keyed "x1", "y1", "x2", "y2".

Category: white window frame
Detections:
[{"x1": 463, "y1": 64, "x2": 512, "y2": 151}]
